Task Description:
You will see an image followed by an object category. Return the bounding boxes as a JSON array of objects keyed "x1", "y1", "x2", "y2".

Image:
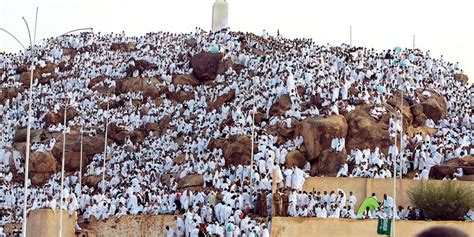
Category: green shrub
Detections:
[{"x1": 408, "y1": 181, "x2": 474, "y2": 220}]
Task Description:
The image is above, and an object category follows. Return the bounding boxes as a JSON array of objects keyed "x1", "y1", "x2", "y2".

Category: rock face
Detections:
[
  {"x1": 0, "y1": 87, "x2": 23, "y2": 102},
  {"x1": 30, "y1": 152, "x2": 57, "y2": 173},
  {"x1": 345, "y1": 108, "x2": 392, "y2": 154},
  {"x1": 430, "y1": 155, "x2": 474, "y2": 179},
  {"x1": 286, "y1": 150, "x2": 306, "y2": 168},
  {"x1": 223, "y1": 135, "x2": 252, "y2": 166},
  {"x1": 52, "y1": 133, "x2": 106, "y2": 171},
  {"x1": 269, "y1": 94, "x2": 292, "y2": 117},
  {"x1": 417, "y1": 90, "x2": 447, "y2": 122},
  {"x1": 110, "y1": 42, "x2": 134, "y2": 52},
  {"x1": 116, "y1": 77, "x2": 160, "y2": 98},
  {"x1": 172, "y1": 74, "x2": 200, "y2": 86},
  {"x1": 295, "y1": 115, "x2": 348, "y2": 162},
  {"x1": 125, "y1": 60, "x2": 157, "y2": 77},
  {"x1": 13, "y1": 128, "x2": 42, "y2": 143},
  {"x1": 19, "y1": 63, "x2": 57, "y2": 86},
  {"x1": 190, "y1": 52, "x2": 223, "y2": 82},
  {"x1": 312, "y1": 149, "x2": 347, "y2": 176},
  {"x1": 177, "y1": 174, "x2": 204, "y2": 190},
  {"x1": 44, "y1": 108, "x2": 77, "y2": 126},
  {"x1": 209, "y1": 89, "x2": 235, "y2": 111},
  {"x1": 454, "y1": 74, "x2": 469, "y2": 84}
]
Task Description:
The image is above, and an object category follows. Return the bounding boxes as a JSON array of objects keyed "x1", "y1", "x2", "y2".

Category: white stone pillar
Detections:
[{"x1": 212, "y1": 0, "x2": 228, "y2": 32}]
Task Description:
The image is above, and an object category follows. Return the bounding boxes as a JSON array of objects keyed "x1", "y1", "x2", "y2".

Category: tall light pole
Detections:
[
  {"x1": 59, "y1": 98, "x2": 68, "y2": 237},
  {"x1": 392, "y1": 76, "x2": 404, "y2": 237},
  {"x1": 1, "y1": 8, "x2": 38, "y2": 237},
  {"x1": 2, "y1": 8, "x2": 92, "y2": 236},
  {"x1": 79, "y1": 120, "x2": 84, "y2": 196},
  {"x1": 249, "y1": 78, "x2": 257, "y2": 195},
  {"x1": 102, "y1": 98, "x2": 110, "y2": 193}
]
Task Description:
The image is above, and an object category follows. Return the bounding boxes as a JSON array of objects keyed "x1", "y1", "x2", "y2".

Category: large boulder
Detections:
[
  {"x1": 223, "y1": 135, "x2": 253, "y2": 166},
  {"x1": 209, "y1": 89, "x2": 235, "y2": 111},
  {"x1": 286, "y1": 150, "x2": 306, "y2": 168},
  {"x1": 295, "y1": 115, "x2": 348, "y2": 162},
  {"x1": 110, "y1": 42, "x2": 134, "y2": 52},
  {"x1": 19, "y1": 63, "x2": 57, "y2": 86},
  {"x1": 61, "y1": 151, "x2": 88, "y2": 172},
  {"x1": 116, "y1": 77, "x2": 160, "y2": 98},
  {"x1": 311, "y1": 149, "x2": 347, "y2": 176},
  {"x1": 178, "y1": 174, "x2": 204, "y2": 190},
  {"x1": 430, "y1": 155, "x2": 474, "y2": 179},
  {"x1": 269, "y1": 94, "x2": 292, "y2": 117},
  {"x1": 345, "y1": 108, "x2": 392, "y2": 154},
  {"x1": 52, "y1": 132, "x2": 106, "y2": 167},
  {"x1": 30, "y1": 172, "x2": 52, "y2": 186},
  {"x1": 190, "y1": 52, "x2": 223, "y2": 82},
  {"x1": 417, "y1": 90, "x2": 447, "y2": 122},
  {"x1": 44, "y1": 108, "x2": 77, "y2": 126},
  {"x1": 30, "y1": 151, "x2": 57, "y2": 173},
  {"x1": 172, "y1": 74, "x2": 200, "y2": 86},
  {"x1": 125, "y1": 60, "x2": 157, "y2": 77},
  {"x1": 454, "y1": 74, "x2": 469, "y2": 84},
  {"x1": 13, "y1": 128, "x2": 42, "y2": 143}
]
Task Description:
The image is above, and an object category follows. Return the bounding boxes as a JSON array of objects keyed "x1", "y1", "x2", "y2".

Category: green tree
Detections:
[{"x1": 408, "y1": 181, "x2": 474, "y2": 220}]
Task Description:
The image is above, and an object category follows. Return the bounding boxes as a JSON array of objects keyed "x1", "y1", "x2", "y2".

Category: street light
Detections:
[
  {"x1": 1, "y1": 8, "x2": 38, "y2": 237},
  {"x1": 1, "y1": 7, "x2": 92, "y2": 237},
  {"x1": 102, "y1": 97, "x2": 110, "y2": 193}
]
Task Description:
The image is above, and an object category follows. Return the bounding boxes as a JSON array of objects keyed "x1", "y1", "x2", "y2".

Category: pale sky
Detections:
[{"x1": 1, "y1": 0, "x2": 473, "y2": 79}]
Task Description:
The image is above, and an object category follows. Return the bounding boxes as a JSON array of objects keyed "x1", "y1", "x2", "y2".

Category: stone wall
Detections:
[
  {"x1": 26, "y1": 209, "x2": 76, "y2": 237},
  {"x1": 302, "y1": 177, "x2": 474, "y2": 209},
  {"x1": 80, "y1": 215, "x2": 177, "y2": 237},
  {"x1": 271, "y1": 217, "x2": 474, "y2": 237}
]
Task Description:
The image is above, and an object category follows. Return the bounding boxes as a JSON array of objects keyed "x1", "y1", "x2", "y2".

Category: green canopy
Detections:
[
  {"x1": 357, "y1": 197, "x2": 379, "y2": 216},
  {"x1": 394, "y1": 46, "x2": 402, "y2": 52}
]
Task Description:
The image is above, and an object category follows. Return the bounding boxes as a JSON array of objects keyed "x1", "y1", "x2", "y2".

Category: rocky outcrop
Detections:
[
  {"x1": 13, "y1": 128, "x2": 43, "y2": 143},
  {"x1": 223, "y1": 135, "x2": 253, "y2": 166},
  {"x1": 110, "y1": 42, "x2": 134, "y2": 52},
  {"x1": 116, "y1": 77, "x2": 160, "y2": 98},
  {"x1": 190, "y1": 52, "x2": 223, "y2": 82},
  {"x1": 19, "y1": 63, "x2": 57, "y2": 86},
  {"x1": 312, "y1": 149, "x2": 347, "y2": 176},
  {"x1": 345, "y1": 108, "x2": 392, "y2": 154},
  {"x1": 44, "y1": 108, "x2": 77, "y2": 126},
  {"x1": 209, "y1": 89, "x2": 235, "y2": 111},
  {"x1": 30, "y1": 151, "x2": 57, "y2": 173},
  {"x1": 270, "y1": 94, "x2": 292, "y2": 117},
  {"x1": 125, "y1": 60, "x2": 157, "y2": 77},
  {"x1": 177, "y1": 174, "x2": 203, "y2": 190},
  {"x1": 52, "y1": 132, "x2": 106, "y2": 169},
  {"x1": 295, "y1": 115, "x2": 348, "y2": 162},
  {"x1": 430, "y1": 155, "x2": 474, "y2": 179},
  {"x1": 454, "y1": 74, "x2": 469, "y2": 84},
  {"x1": 417, "y1": 90, "x2": 447, "y2": 122},
  {"x1": 0, "y1": 87, "x2": 23, "y2": 102},
  {"x1": 172, "y1": 74, "x2": 200, "y2": 86},
  {"x1": 286, "y1": 150, "x2": 306, "y2": 168}
]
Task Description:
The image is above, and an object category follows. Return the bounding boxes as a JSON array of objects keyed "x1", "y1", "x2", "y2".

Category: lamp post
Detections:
[
  {"x1": 58, "y1": 98, "x2": 69, "y2": 237},
  {"x1": 79, "y1": 120, "x2": 84, "y2": 195},
  {"x1": 102, "y1": 98, "x2": 110, "y2": 193},
  {"x1": 1, "y1": 9, "x2": 38, "y2": 237},
  {"x1": 1, "y1": 9, "x2": 92, "y2": 237}
]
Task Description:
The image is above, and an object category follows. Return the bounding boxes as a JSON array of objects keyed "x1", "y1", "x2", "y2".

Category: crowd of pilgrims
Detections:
[{"x1": 0, "y1": 27, "x2": 472, "y2": 236}]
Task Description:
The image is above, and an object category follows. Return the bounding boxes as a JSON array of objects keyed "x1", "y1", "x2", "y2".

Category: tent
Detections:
[{"x1": 357, "y1": 197, "x2": 379, "y2": 216}]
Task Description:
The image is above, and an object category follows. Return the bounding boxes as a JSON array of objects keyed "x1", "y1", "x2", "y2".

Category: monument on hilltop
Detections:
[{"x1": 212, "y1": 0, "x2": 228, "y2": 32}]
